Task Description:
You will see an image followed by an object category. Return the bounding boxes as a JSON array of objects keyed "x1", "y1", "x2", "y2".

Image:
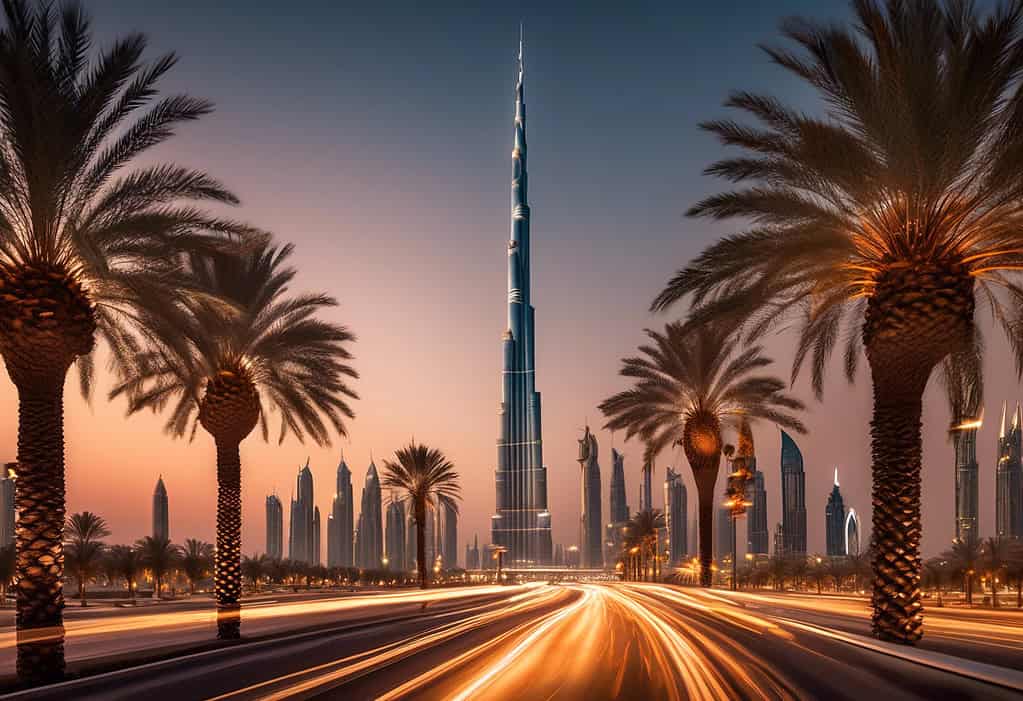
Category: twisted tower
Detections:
[{"x1": 492, "y1": 31, "x2": 552, "y2": 565}]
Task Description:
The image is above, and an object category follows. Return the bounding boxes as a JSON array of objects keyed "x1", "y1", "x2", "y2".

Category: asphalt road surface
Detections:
[{"x1": 7, "y1": 583, "x2": 1023, "y2": 700}]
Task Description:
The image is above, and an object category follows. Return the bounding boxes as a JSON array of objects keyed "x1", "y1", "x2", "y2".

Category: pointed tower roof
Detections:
[
  {"x1": 834, "y1": 467, "x2": 839, "y2": 487},
  {"x1": 1014, "y1": 402, "x2": 1021, "y2": 431},
  {"x1": 154, "y1": 475, "x2": 166, "y2": 495},
  {"x1": 1000, "y1": 400, "x2": 1008, "y2": 438},
  {"x1": 299, "y1": 457, "x2": 312, "y2": 475}
]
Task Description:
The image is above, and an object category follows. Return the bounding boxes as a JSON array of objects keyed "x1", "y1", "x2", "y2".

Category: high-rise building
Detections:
[
  {"x1": 746, "y1": 456, "x2": 768, "y2": 555},
  {"x1": 996, "y1": 402, "x2": 1023, "y2": 539},
  {"x1": 773, "y1": 522, "x2": 784, "y2": 556},
  {"x1": 780, "y1": 430, "x2": 807, "y2": 556},
  {"x1": 385, "y1": 497, "x2": 406, "y2": 571},
  {"x1": 329, "y1": 454, "x2": 355, "y2": 568},
  {"x1": 664, "y1": 467, "x2": 687, "y2": 566},
  {"x1": 492, "y1": 35, "x2": 552, "y2": 566},
  {"x1": 0, "y1": 463, "x2": 15, "y2": 546},
  {"x1": 441, "y1": 499, "x2": 458, "y2": 569},
  {"x1": 577, "y1": 426, "x2": 603, "y2": 568},
  {"x1": 356, "y1": 460, "x2": 383, "y2": 569},
  {"x1": 265, "y1": 494, "x2": 283, "y2": 559},
  {"x1": 466, "y1": 534, "x2": 481, "y2": 570},
  {"x1": 312, "y1": 506, "x2": 321, "y2": 566},
  {"x1": 845, "y1": 508, "x2": 861, "y2": 556},
  {"x1": 607, "y1": 448, "x2": 629, "y2": 565},
  {"x1": 152, "y1": 475, "x2": 168, "y2": 542},
  {"x1": 825, "y1": 468, "x2": 846, "y2": 557},
  {"x1": 641, "y1": 457, "x2": 653, "y2": 512},
  {"x1": 716, "y1": 505, "x2": 734, "y2": 563},
  {"x1": 289, "y1": 461, "x2": 315, "y2": 563},
  {"x1": 954, "y1": 417, "x2": 980, "y2": 545}
]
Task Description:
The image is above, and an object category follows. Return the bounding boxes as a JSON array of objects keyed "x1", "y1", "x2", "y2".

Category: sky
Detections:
[{"x1": 7, "y1": 0, "x2": 1017, "y2": 562}]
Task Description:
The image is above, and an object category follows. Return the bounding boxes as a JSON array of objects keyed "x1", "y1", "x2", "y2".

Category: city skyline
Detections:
[{"x1": 28, "y1": 0, "x2": 1023, "y2": 564}]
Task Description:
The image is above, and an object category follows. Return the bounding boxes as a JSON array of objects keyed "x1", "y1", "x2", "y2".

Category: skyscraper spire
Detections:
[
  {"x1": 493, "y1": 30, "x2": 551, "y2": 565},
  {"x1": 834, "y1": 467, "x2": 839, "y2": 487},
  {"x1": 1000, "y1": 400, "x2": 1007, "y2": 438}
]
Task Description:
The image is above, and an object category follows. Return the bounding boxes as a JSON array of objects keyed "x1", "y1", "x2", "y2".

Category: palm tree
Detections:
[
  {"x1": 381, "y1": 442, "x2": 461, "y2": 589},
  {"x1": 982, "y1": 536, "x2": 1012, "y2": 608},
  {"x1": 0, "y1": 1, "x2": 262, "y2": 681},
  {"x1": 181, "y1": 539, "x2": 213, "y2": 595},
  {"x1": 0, "y1": 544, "x2": 14, "y2": 606},
  {"x1": 107, "y1": 545, "x2": 142, "y2": 603},
  {"x1": 137, "y1": 536, "x2": 180, "y2": 599},
  {"x1": 242, "y1": 554, "x2": 268, "y2": 592},
  {"x1": 944, "y1": 539, "x2": 983, "y2": 606},
  {"x1": 600, "y1": 320, "x2": 804, "y2": 587},
  {"x1": 64, "y1": 512, "x2": 110, "y2": 607},
  {"x1": 625, "y1": 510, "x2": 665, "y2": 582},
  {"x1": 924, "y1": 557, "x2": 953, "y2": 607},
  {"x1": 652, "y1": 0, "x2": 1023, "y2": 644},
  {"x1": 1006, "y1": 542, "x2": 1023, "y2": 609},
  {"x1": 112, "y1": 243, "x2": 357, "y2": 638}
]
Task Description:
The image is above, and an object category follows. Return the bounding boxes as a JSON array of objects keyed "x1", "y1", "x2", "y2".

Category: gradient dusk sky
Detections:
[{"x1": 8, "y1": 0, "x2": 1015, "y2": 561}]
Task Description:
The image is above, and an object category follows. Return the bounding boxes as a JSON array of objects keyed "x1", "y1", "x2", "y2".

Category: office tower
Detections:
[
  {"x1": 356, "y1": 460, "x2": 383, "y2": 569},
  {"x1": 607, "y1": 448, "x2": 629, "y2": 565},
  {"x1": 265, "y1": 494, "x2": 283, "y2": 559},
  {"x1": 385, "y1": 497, "x2": 406, "y2": 571},
  {"x1": 312, "y1": 506, "x2": 321, "y2": 566},
  {"x1": 151, "y1": 475, "x2": 168, "y2": 542},
  {"x1": 746, "y1": 456, "x2": 768, "y2": 555},
  {"x1": 329, "y1": 454, "x2": 355, "y2": 568},
  {"x1": 577, "y1": 426, "x2": 603, "y2": 568},
  {"x1": 780, "y1": 430, "x2": 807, "y2": 556},
  {"x1": 470, "y1": 534, "x2": 481, "y2": 569},
  {"x1": 953, "y1": 415, "x2": 980, "y2": 544},
  {"x1": 825, "y1": 469, "x2": 846, "y2": 557},
  {"x1": 664, "y1": 467, "x2": 687, "y2": 566},
  {"x1": 492, "y1": 34, "x2": 553, "y2": 566},
  {"x1": 288, "y1": 460, "x2": 315, "y2": 563},
  {"x1": 716, "y1": 505, "x2": 734, "y2": 563},
  {"x1": 845, "y1": 508, "x2": 861, "y2": 556},
  {"x1": 641, "y1": 456, "x2": 653, "y2": 512},
  {"x1": 996, "y1": 402, "x2": 1023, "y2": 539},
  {"x1": 441, "y1": 499, "x2": 458, "y2": 568},
  {"x1": 0, "y1": 464, "x2": 15, "y2": 546}
]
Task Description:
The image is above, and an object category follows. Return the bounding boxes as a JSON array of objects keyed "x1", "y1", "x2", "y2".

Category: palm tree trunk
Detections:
[
  {"x1": 14, "y1": 382, "x2": 67, "y2": 684},
  {"x1": 79, "y1": 577, "x2": 86, "y2": 607},
  {"x1": 694, "y1": 476, "x2": 716, "y2": 588},
  {"x1": 215, "y1": 439, "x2": 242, "y2": 639},
  {"x1": 868, "y1": 388, "x2": 924, "y2": 643},
  {"x1": 416, "y1": 499, "x2": 428, "y2": 590}
]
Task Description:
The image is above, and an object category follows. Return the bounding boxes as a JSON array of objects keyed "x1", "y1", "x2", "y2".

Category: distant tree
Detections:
[
  {"x1": 768, "y1": 555, "x2": 788, "y2": 591},
  {"x1": 983, "y1": 536, "x2": 1012, "y2": 608},
  {"x1": 181, "y1": 539, "x2": 213, "y2": 594},
  {"x1": 137, "y1": 536, "x2": 181, "y2": 599},
  {"x1": 108, "y1": 545, "x2": 143, "y2": 603},
  {"x1": 381, "y1": 442, "x2": 461, "y2": 589},
  {"x1": 924, "y1": 557, "x2": 953, "y2": 606},
  {"x1": 242, "y1": 554, "x2": 268, "y2": 591},
  {"x1": 65, "y1": 512, "x2": 111, "y2": 606},
  {"x1": 625, "y1": 510, "x2": 666, "y2": 582},
  {"x1": 808, "y1": 557, "x2": 828, "y2": 595},
  {"x1": 1006, "y1": 542, "x2": 1023, "y2": 609},
  {"x1": 944, "y1": 539, "x2": 983, "y2": 605}
]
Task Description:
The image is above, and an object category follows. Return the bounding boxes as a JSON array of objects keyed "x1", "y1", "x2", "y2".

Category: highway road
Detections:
[{"x1": 7, "y1": 582, "x2": 1023, "y2": 700}]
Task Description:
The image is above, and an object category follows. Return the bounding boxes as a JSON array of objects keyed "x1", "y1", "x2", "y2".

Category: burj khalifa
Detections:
[{"x1": 492, "y1": 33, "x2": 553, "y2": 566}]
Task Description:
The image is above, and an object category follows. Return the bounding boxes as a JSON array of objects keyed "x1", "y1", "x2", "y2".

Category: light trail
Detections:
[{"x1": 207, "y1": 585, "x2": 573, "y2": 700}]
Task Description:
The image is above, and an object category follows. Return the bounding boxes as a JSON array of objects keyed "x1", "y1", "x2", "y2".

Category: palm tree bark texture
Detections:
[{"x1": 215, "y1": 440, "x2": 243, "y2": 639}]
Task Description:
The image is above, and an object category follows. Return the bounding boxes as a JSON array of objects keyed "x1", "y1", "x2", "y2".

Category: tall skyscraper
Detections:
[
  {"x1": 385, "y1": 497, "x2": 406, "y2": 571},
  {"x1": 716, "y1": 505, "x2": 734, "y2": 563},
  {"x1": 825, "y1": 469, "x2": 846, "y2": 557},
  {"x1": 289, "y1": 461, "x2": 315, "y2": 563},
  {"x1": 780, "y1": 430, "x2": 807, "y2": 556},
  {"x1": 492, "y1": 35, "x2": 552, "y2": 566},
  {"x1": 845, "y1": 508, "x2": 861, "y2": 556},
  {"x1": 607, "y1": 448, "x2": 629, "y2": 565},
  {"x1": 466, "y1": 534, "x2": 480, "y2": 569},
  {"x1": 641, "y1": 456, "x2": 653, "y2": 512},
  {"x1": 329, "y1": 454, "x2": 355, "y2": 567},
  {"x1": 441, "y1": 499, "x2": 458, "y2": 569},
  {"x1": 664, "y1": 467, "x2": 687, "y2": 566},
  {"x1": 265, "y1": 494, "x2": 283, "y2": 559},
  {"x1": 953, "y1": 416, "x2": 980, "y2": 544},
  {"x1": 312, "y1": 506, "x2": 321, "y2": 566},
  {"x1": 152, "y1": 475, "x2": 168, "y2": 542},
  {"x1": 996, "y1": 402, "x2": 1023, "y2": 539},
  {"x1": 746, "y1": 456, "x2": 768, "y2": 555},
  {"x1": 0, "y1": 464, "x2": 15, "y2": 546},
  {"x1": 577, "y1": 426, "x2": 603, "y2": 568},
  {"x1": 356, "y1": 460, "x2": 383, "y2": 568}
]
